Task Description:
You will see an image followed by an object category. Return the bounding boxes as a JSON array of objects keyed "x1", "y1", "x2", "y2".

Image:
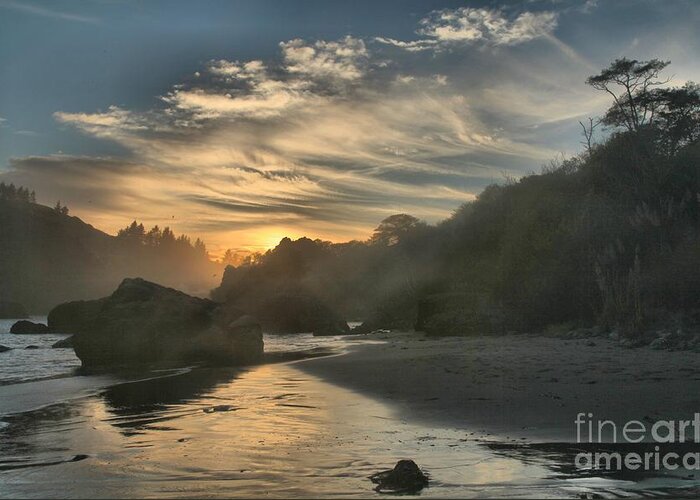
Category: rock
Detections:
[
  {"x1": 189, "y1": 315, "x2": 265, "y2": 365},
  {"x1": 313, "y1": 321, "x2": 353, "y2": 336},
  {"x1": 0, "y1": 301, "x2": 28, "y2": 319},
  {"x1": 203, "y1": 404, "x2": 237, "y2": 413},
  {"x1": 47, "y1": 278, "x2": 264, "y2": 368},
  {"x1": 0, "y1": 345, "x2": 11, "y2": 353},
  {"x1": 25, "y1": 345, "x2": 40, "y2": 349},
  {"x1": 650, "y1": 337, "x2": 668, "y2": 350},
  {"x1": 52, "y1": 336, "x2": 74, "y2": 349},
  {"x1": 221, "y1": 290, "x2": 349, "y2": 335},
  {"x1": 10, "y1": 320, "x2": 49, "y2": 334},
  {"x1": 370, "y1": 460, "x2": 429, "y2": 494}
]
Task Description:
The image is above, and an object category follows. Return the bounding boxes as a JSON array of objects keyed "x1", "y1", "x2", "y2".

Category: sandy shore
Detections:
[{"x1": 297, "y1": 332, "x2": 700, "y2": 443}]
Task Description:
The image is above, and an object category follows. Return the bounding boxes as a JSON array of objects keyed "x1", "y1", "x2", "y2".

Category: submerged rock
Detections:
[
  {"x1": 47, "y1": 278, "x2": 264, "y2": 368},
  {"x1": 10, "y1": 320, "x2": 49, "y2": 334},
  {"x1": 52, "y1": 336, "x2": 74, "y2": 349},
  {"x1": 0, "y1": 301, "x2": 28, "y2": 319},
  {"x1": 24, "y1": 345, "x2": 40, "y2": 350},
  {"x1": 0, "y1": 345, "x2": 11, "y2": 353},
  {"x1": 370, "y1": 460, "x2": 429, "y2": 494}
]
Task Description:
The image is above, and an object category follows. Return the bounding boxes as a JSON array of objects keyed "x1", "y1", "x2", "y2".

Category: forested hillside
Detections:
[
  {"x1": 214, "y1": 58, "x2": 700, "y2": 339},
  {"x1": 0, "y1": 185, "x2": 221, "y2": 312}
]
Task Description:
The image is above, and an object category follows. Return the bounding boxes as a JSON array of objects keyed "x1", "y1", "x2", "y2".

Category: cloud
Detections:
[
  {"x1": 55, "y1": 106, "x2": 152, "y2": 137},
  {"x1": 374, "y1": 37, "x2": 438, "y2": 52},
  {"x1": 377, "y1": 7, "x2": 558, "y2": 52},
  {"x1": 280, "y1": 36, "x2": 368, "y2": 81},
  {"x1": 0, "y1": 0, "x2": 100, "y2": 24},
  {"x1": 17, "y1": 13, "x2": 604, "y2": 255}
]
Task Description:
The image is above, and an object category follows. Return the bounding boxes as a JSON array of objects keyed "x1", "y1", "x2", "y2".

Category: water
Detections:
[
  {"x1": 0, "y1": 361, "x2": 582, "y2": 498},
  {"x1": 0, "y1": 319, "x2": 364, "y2": 386},
  {"x1": 1, "y1": 322, "x2": 699, "y2": 497},
  {"x1": 0, "y1": 317, "x2": 80, "y2": 386}
]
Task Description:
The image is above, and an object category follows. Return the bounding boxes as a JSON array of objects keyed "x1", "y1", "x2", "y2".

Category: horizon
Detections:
[{"x1": 1, "y1": 0, "x2": 700, "y2": 256}]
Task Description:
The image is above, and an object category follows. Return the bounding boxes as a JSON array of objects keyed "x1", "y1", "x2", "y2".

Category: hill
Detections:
[{"x1": 0, "y1": 192, "x2": 222, "y2": 312}]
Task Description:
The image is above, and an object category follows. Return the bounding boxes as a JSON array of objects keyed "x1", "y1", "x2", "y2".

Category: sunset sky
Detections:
[{"x1": 1, "y1": 0, "x2": 700, "y2": 256}]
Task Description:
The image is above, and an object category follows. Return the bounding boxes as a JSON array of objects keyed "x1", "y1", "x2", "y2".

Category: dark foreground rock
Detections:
[
  {"x1": 52, "y1": 336, "x2": 74, "y2": 348},
  {"x1": 10, "y1": 320, "x2": 49, "y2": 334},
  {"x1": 0, "y1": 345, "x2": 11, "y2": 353},
  {"x1": 369, "y1": 460, "x2": 429, "y2": 494},
  {"x1": 0, "y1": 301, "x2": 28, "y2": 319},
  {"x1": 47, "y1": 278, "x2": 264, "y2": 368}
]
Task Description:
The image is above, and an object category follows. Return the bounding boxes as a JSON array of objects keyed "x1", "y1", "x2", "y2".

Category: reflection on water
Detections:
[{"x1": 2, "y1": 359, "x2": 700, "y2": 498}]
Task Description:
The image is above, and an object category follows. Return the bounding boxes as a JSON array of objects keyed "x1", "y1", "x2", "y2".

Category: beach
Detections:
[
  {"x1": 2, "y1": 331, "x2": 700, "y2": 498},
  {"x1": 298, "y1": 332, "x2": 700, "y2": 443}
]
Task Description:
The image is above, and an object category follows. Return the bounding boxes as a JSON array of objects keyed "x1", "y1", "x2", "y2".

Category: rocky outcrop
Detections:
[
  {"x1": 370, "y1": 460, "x2": 429, "y2": 494},
  {"x1": 223, "y1": 291, "x2": 349, "y2": 335},
  {"x1": 0, "y1": 301, "x2": 28, "y2": 319},
  {"x1": 10, "y1": 320, "x2": 49, "y2": 334},
  {"x1": 52, "y1": 336, "x2": 74, "y2": 348},
  {"x1": 47, "y1": 278, "x2": 264, "y2": 368}
]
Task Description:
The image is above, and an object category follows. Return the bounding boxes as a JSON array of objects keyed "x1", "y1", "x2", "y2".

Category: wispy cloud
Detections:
[
  {"x1": 4, "y1": 5, "x2": 606, "y2": 253},
  {"x1": 0, "y1": 0, "x2": 100, "y2": 24},
  {"x1": 376, "y1": 7, "x2": 557, "y2": 52},
  {"x1": 419, "y1": 7, "x2": 558, "y2": 45}
]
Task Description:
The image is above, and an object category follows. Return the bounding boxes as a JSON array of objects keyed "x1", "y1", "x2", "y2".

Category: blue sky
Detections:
[{"x1": 1, "y1": 0, "x2": 699, "y2": 254}]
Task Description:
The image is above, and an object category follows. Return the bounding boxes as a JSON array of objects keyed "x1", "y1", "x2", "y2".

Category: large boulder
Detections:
[
  {"x1": 0, "y1": 301, "x2": 28, "y2": 319},
  {"x1": 226, "y1": 291, "x2": 349, "y2": 335},
  {"x1": 47, "y1": 278, "x2": 264, "y2": 368},
  {"x1": 10, "y1": 320, "x2": 49, "y2": 334}
]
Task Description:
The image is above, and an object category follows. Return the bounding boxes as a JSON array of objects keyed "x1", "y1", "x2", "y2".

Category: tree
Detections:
[
  {"x1": 145, "y1": 225, "x2": 162, "y2": 246},
  {"x1": 370, "y1": 214, "x2": 425, "y2": 246},
  {"x1": 655, "y1": 82, "x2": 700, "y2": 151},
  {"x1": 193, "y1": 238, "x2": 207, "y2": 257},
  {"x1": 53, "y1": 201, "x2": 69, "y2": 216},
  {"x1": 579, "y1": 117, "x2": 600, "y2": 154},
  {"x1": 587, "y1": 58, "x2": 670, "y2": 132},
  {"x1": 117, "y1": 220, "x2": 145, "y2": 243}
]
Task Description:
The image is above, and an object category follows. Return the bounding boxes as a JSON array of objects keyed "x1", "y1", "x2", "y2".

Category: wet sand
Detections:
[
  {"x1": 298, "y1": 332, "x2": 700, "y2": 443},
  {"x1": 2, "y1": 333, "x2": 700, "y2": 498},
  {"x1": 0, "y1": 360, "x2": 588, "y2": 499}
]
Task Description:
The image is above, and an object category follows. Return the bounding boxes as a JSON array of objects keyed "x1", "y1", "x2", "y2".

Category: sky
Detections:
[{"x1": 1, "y1": 0, "x2": 700, "y2": 256}]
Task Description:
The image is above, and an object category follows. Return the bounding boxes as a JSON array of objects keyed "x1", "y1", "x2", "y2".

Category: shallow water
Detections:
[
  {"x1": 0, "y1": 319, "x2": 363, "y2": 386},
  {"x1": 0, "y1": 317, "x2": 80, "y2": 386},
  {"x1": 2, "y1": 330, "x2": 700, "y2": 498},
  {"x1": 0, "y1": 360, "x2": 558, "y2": 498}
]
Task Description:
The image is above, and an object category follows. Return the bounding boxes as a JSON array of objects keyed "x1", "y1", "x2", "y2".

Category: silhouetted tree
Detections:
[
  {"x1": 587, "y1": 58, "x2": 670, "y2": 132},
  {"x1": 370, "y1": 214, "x2": 426, "y2": 246},
  {"x1": 53, "y1": 201, "x2": 69, "y2": 216}
]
